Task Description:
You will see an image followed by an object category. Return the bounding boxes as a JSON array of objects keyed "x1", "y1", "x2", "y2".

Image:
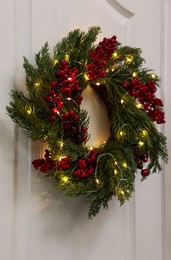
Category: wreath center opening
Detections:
[{"x1": 81, "y1": 85, "x2": 110, "y2": 147}]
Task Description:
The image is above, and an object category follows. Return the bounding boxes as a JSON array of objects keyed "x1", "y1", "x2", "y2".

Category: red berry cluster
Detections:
[
  {"x1": 86, "y1": 36, "x2": 117, "y2": 80},
  {"x1": 133, "y1": 145, "x2": 150, "y2": 177},
  {"x1": 57, "y1": 157, "x2": 70, "y2": 170},
  {"x1": 32, "y1": 149, "x2": 56, "y2": 173},
  {"x1": 74, "y1": 149, "x2": 101, "y2": 178},
  {"x1": 54, "y1": 60, "x2": 82, "y2": 98},
  {"x1": 62, "y1": 109, "x2": 88, "y2": 143},
  {"x1": 44, "y1": 89, "x2": 64, "y2": 122},
  {"x1": 44, "y1": 60, "x2": 83, "y2": 122},
  {"x1": 122, "y1": 78, "x2": 165, "y2": 124}
]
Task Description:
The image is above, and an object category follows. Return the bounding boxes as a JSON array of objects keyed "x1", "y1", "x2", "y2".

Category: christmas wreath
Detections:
[{"x1": 6, "y1": 27, "x2": 168, "y2": 218}]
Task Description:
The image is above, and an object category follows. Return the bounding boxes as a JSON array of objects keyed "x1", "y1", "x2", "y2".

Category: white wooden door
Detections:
[{"x1": 0, "y1": 0, "x2": 170, "y2": 260}]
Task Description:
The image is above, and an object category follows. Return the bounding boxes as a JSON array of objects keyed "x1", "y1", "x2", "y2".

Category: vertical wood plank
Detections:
[
  {"x1": 164, "y1": 0, "x2": 171, "y2": 259},
  {"x1": 26, "y1": 1, "x2": 136, "y2": 260},
  {"x1": 0, "y1": 0, "x2": 166, "y2": 260},
  {"x1": 0, "y1": 1, "x2": 15, "y2": 260},
  {"x1": 134, "y1": 1, "x2": 164, "y2": 259},
  {"x1": 12, "y1": 1, "x2": 32, "y2": 260}
]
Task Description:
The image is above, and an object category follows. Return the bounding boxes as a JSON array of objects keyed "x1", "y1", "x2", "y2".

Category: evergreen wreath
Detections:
[{"x1": 6, "y1": 27, "x2": 168, "y2": 218}]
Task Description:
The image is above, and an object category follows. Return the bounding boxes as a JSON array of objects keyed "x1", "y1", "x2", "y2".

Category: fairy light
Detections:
[
  {"x1": 59, "y1": 155, "x2": 66, "y2": 161},
  {"x1": 136, "y1": 103, "x2": 142, "y2": 109},
  {"x1": 84, "y1": 74, "x2": 89, "y2": 81},
  {"x1": 66, "y1": 97, "x2": 79, "y2": 107},
  {"x1": 122, "y1": 162, "x2": 127, "y2": 168},
  {"x1": 132, "y1": 72, "x2": 137, "y2": 77},
  {"x1": 65, "y1": 54, "x2": 69, "y2": 61},
  {"x1": 116, "y1": 187, "x2": 125, "y2": 197},
  {"x1": 151, "y1": 73, "x2": 156, "y2": 79},
  {"x1": 54, "y1": 59, "x2": 58, "y2": 65},
  {"x1": 114, "y1": 169, "x2": 118, "y2": 176},
  {"x1": 96, "y1": 178, "x2": 100, "y2": 184},
  {"x1": 138, "y1": 141, "x2": 144, "y2": 147},
  {"x1": 113, "y1": 52, "x2": 118, "y2": 58},
  {"x1": 119, "y1": 131, "x2": 123, "y2": 136},
  {"x1": 95, "y1": 82, "x2": 101, "y2": 86},
  {"x1": 27, "y1": 108, "x2": 32, "y2": 115},
  {"x1": 142, "y1": 130, "x2": 148, "y2": 137},
  {"x1": 62, "y1": 176, "x2": 68, "y2": 183},
  {"x1": 120, "y1": 190, "x2": 125, "y2": 196},
  {"x1": 34, "y1": 82, "x2": 40, "y2": 87},
  {"x1": 88, "y1": 146, "x2": 93, "y2": 151},
  {"x1": 121, "y1": 99, "x2": 124, "y2": 104},
  {"x1": 59, "y1": 141, "x2": 64, "y2": 149},
  {"x1": 125, "y1": 55, "x2": 133, "y2": 63},
  {"x1": 68, "y1": 77, "x2": 72, "y2": 81}
]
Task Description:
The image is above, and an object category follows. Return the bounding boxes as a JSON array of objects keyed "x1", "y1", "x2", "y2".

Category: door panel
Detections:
[{"x1": 0, "y1": 0, "x2": 169, "y2": 260}]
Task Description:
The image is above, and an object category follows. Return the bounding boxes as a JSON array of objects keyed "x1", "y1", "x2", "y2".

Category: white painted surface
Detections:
[{"x1": 0, "y1": 0, "x2": 170, "y2": 259}]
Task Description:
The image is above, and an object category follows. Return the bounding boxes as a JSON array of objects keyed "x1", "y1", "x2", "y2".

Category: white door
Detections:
[{"x1": 0, "y1": 1, "x2": 170, "y2": 260}]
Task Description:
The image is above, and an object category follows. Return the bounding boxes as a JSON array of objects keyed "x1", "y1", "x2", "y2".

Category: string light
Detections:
[
  {"x1": 132, "y1": 72, "x2": 137, "y2": 77},
  {"x1": 68, "y1": 77, "x2": 72, "y2": 81},
  {"x1": 138, "y1": 141, "x2": 144, "y2": 147},
  {"x1": 119, "y1": 131, "x2": 123, "y2": 136},
  {"x1": 88, "y1": 146, "x2": 93, "y2": 151},
  {"x1": 114, "y1": 169, "x2": 118, "y2": 176},
  {"x1": 65, "y1": 54, "x2": 70, "y2": 61},
  {"x1": 116, "y1": 187, "x2": 125, "y2": 197},
  {"x1": 151, "y1": 73, "x2": 156, "y2": 79},
  {"x1": 59, "y1": 141, "x2": 64, "y2": 149},
  {"x1": 142, "y1": 130, "x2": 148, "y2": 137},
  {"x1": 34, "y1": 82, "x2": 40, "y2": 87},
  {"x1": 122, "y1": 162, "x2": 127, "y2": 168},
  {"x1": 62, "y1": 176, "x2": 68, "y2": 183},
  {"x1": 54, "y1": 59, "x2": 58, "y2": 65},
  {"x1": 95, "y1": 178, "x2": 100, "y2": 184},
  {"x1": 121, "y1": 99, "x2": 124, "y2": 104},
  {"x1": 136, "y1": 103, "x2": 142, "y2": 109},
  {"x1": 84, "y1": 74, "x2": 89, "y2": 81},
  {"x1": 125, "y1": 55, "x2": 133, "y2": 63},
  {"x1": 114, "y1": 160, "x2": 118, "y2": 165},
  {"x1": 95, "y1": 82, "x2": 100, "y2": 86},
  {"x1": 27, "y1": 108, "x2": 32, "y2": 115},
  {"x1": 113, "y1": 52, "x2": 118, "y2": 58},
  {"x1": 59, "y1": 155, "x2": 66, "y2": 161},
  {"x1": 66, "y1": 97, "x2": 79, "y2": 106}
]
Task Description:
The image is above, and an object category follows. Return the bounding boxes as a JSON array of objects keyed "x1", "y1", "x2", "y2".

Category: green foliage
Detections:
[{"x1": 6, "y1": 26, "x2": 168, "y2": 218}]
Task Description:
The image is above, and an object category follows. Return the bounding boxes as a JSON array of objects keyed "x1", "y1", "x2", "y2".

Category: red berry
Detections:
[
  {"x1": 81, "y1": 127, "x2": 87, "y2": 132},
  {"x1": 50, "y1": 81, "x2": 57, "y2": 87},
  {"x1": 49, "y1": 115, "x2": 56, "y2": 121},
  {"x1": 141, "y1": 169, "x2": 150, "y2": 177},
  {"x1": 142, "y1": 157, "x2": 148, "y2": 163},
  {"x1": 51, "y1": 107, "x2": 58, "y2": 114},
  {"x1": 49, "y1": 90, "x2": 56, "y2": 96},
  {"x1": 73, "y1": 114, "x2": 79, "y2": 121}
]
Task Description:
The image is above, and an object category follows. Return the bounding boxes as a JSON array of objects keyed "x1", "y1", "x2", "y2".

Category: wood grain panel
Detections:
[
  {"x1": 1, "y1": 0, "x2": 166, "y2": 260},
  {"x1": 27, "y1": 1, "x2": 135, "y2": 260},
  {"x1": 0, "y1": 1, "x2": 15, "y2": 259}
]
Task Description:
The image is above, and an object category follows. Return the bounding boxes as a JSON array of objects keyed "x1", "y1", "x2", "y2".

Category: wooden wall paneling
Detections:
[
  {"x1": 134, "y1": 1, "x2": 164, "y2": 259},
  {"x1": 0, "y1": 1, "x2": 15, "y2": 260},
  {"x1": 12, "y1": 1, "x2": 32, "y2": 260},
  {"x1": 25, "y1": 1, "x2": 136, "y2": 260},
  {"x1": 164, "y1": 0, "x2": 171, "y2": 259},
  {"x1": 2, "y1": 0, "x2": 166, "y2": 260}
]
